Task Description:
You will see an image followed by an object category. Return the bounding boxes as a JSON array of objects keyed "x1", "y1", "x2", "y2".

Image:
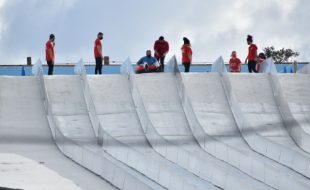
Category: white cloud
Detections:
[
  {"x1": 0, "y1": 0, "x2": 309, "y2": 65},
  {"x1": 0, "y1": 0, "x2": 5, "y2": 7},
  {"x1": 0, "y1": 0, "x2": 7, "y2": 40},
  {"x1": 274, "y1": 0, "x2": 297, "y2": 16}
]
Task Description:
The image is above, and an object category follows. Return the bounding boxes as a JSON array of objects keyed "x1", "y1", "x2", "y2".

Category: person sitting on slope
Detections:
[
  {"x1": 135, "y1": 50, "x2": 159, "y2": 73},
  {"x1": 256, "y1": 52, "x2": 266, "y2": 73}
]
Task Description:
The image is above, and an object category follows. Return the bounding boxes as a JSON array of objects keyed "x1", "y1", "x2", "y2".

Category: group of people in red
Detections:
[
  {"x1": 229, "y1": 35, "x2": 266, "y2": 73},
  {"x1": 45, "y1": 32, "x2": 193, "y2": 75},
  {"x1": 45, "y1": 32, "x2": 265, "y2": 75},
  {"x1": 135, "y1": 36, "x2": 192, "y2": 74}
]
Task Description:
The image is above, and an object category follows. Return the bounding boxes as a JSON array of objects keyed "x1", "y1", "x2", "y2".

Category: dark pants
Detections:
[
  {"x1": 47, "y1": 61, "x2": 54, "y2": 75},
  {"x1": 183, "y1": 63, "x2": 190, "y2": 72},
  {"x1": 155, "y1": 56, "x2": 165, "y2": 72},
  {"x1": 248, "y1": 60, "x2": 258, "y2": 73},
  {"x1": 95, "y1": 57, "x2": 103, "y2": 74}
]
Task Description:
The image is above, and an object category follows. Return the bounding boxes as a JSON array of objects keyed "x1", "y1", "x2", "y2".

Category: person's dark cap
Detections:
[
  {"x1": 98, "y1": 32, "x2": 103, "y2": 36},
  {"x1": 183, "y1": 37, "x2": 190, "y2": 44},
  {"x1": 159, "y1": 36, "x2": 164, "y2": 41},
  {"x1": 247, "y1": 35, "x2": 253, "y2": 42},
  {"x1": 49, "y1": 34, "x2": 55, "y2": 39},
  {"x1": 258, "y1": 52, "x2": 266, "y2": 59}
]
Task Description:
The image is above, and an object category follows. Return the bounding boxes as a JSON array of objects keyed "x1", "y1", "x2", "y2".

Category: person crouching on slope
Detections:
[
  {"x1": 154, "y1": 36, "x2": 169, "y2": 72},
  {"x1": 135, "y1": 50, "x2": 159, "y2": 74},
  {"x1": 229, "y1": 51, "x2": 242, "y2": 73},
  {"x1": 256, "y1": 52, "x2": 266, "y2": 73}
]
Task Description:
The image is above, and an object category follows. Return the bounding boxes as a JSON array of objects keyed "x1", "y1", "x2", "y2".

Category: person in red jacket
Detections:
[
  {"x1": 94, "y1": 32, "x2": 103, "y2": 74},
  {"x1": 245, "y1": 35, "x2": 258, "y2": 73},
  {"x1": 45, "y1": 34, "x2": 55, "y2": 75},
  {"x1": 181, "y1": 37, "x2": 192, "y2": 72},
  {"x1": 153, "y1": 36, "x2": 169, "y2": 72},
  {"x1": 229, "y1": 51, "x2": 242, "y2": 72}
]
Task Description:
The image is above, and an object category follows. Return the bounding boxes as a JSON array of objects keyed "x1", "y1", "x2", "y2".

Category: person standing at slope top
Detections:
[
  {"x1": 245, "y1": 35, "x2": 258, "y2": 73},
  {"x1": 94, "y1": 32, "x2": 104, "y2": 74},
  {"x1": 181, "y1": 37, "x2": 193, "y2": 73},
  {"x1": 154, "y1": 36, "x2": 169, "y2": 72},
  {"x1": 45, "y1": 34, "x2": 55, "y2": 75},
  {"x1": 229, "y1": 51, "x2": 242, "y2": 73}
]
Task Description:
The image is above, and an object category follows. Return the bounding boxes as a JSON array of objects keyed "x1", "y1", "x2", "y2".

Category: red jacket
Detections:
[
  {"x1": 154, "y1": 40, "x2": 169, "y2": 57},
  {"x1": 182, "y1": 44, "x2": 192, "y2": 63},
  {"x1": 94, "y1": 38, "x2": 103, "y2": 58},
  {"x1": 229, "y1": 57, "x2": 241, "y2": 72},
  {"x1": 247, "y1": 44, "x2": 257, "y2": 61},
  {"x1": 45, "y1": 40, "x2": 55, "y2": 62}
]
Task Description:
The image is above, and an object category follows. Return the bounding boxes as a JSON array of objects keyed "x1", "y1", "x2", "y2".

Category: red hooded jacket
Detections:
[{"x1": 154, "y1": 40, "x2": 169, "y2": 57}]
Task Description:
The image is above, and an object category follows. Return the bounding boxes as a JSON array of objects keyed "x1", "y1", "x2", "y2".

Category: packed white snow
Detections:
[{"x1": 0, "y1": 153, "x2": 82, "y2": 190}]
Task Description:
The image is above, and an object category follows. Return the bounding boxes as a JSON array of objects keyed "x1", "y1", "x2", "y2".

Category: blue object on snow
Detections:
[
  {"x1": 283, "y1": 66, "x2": 287, "y2": 73},
  {"x1": 21, "y1": 66, "x2": 26, "y2": 76}
]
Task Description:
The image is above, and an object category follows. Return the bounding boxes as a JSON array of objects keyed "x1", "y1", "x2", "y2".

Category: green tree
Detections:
[{"x1": 263, "y1": 46, "x2": 299, "y2": 63}]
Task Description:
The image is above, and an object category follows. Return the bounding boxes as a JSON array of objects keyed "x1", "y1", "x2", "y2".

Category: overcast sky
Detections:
[{"x1": 0, "y1": 0, "x2": 309, "y2": 65}]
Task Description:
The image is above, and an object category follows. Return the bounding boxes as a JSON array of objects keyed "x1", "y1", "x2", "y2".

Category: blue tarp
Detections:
[
  {"x1": 0, "y1": 64, "x2": 308, "y2": 76},
  {"x1": 21, "y1": 66, "x2": 26, "y2": 76}
]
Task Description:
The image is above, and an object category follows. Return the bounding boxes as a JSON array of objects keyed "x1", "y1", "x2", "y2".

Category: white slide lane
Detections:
[
  {"x1": 278, "y1": 74, "x2": 310, "y2": 137},
  {"x1": 87, "y1": 75, "x2": 218, "y2": 190},
  {"x1": 133, "y1": 72, "x2": 274, "y2": 190},
  {"x1": 181, "y1": 72, "x2": 310, "y2": 189},
  {"x1": 44, "y1": 75, "x2": 167, "y2": 190},
  {"x1": 0, "y1": 76, "x2": 115, "y2": 190},
  {"x1": 228, "y1": 73, "x2": 310, "y2": 177}
]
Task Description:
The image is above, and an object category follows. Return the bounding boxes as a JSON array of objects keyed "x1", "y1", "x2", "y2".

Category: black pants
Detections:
[
  {"x1": 248, "y1": 60, "x2": 258, "y2": 73},
  {"x1": 183, "y1": 63, "x2": 190, "y2": 72},
  {"x1": 95, "y1": 57, "x2": 103, "y2": 74},
  {"x1": 47, "y1": 61, "x2": 54, "y2": 75},
  {"x1": 156, "y1": 56, "x2": 165, "y2": 72}
]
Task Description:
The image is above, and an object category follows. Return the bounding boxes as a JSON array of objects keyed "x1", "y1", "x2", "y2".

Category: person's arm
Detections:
[
  {"x1": 164, "y1": 42, "x2": 169, "y2": 56},
  {"x1": 187, "y1": 48, "x2": 192, "y2": 63},
  {"x1": 96, "y1": 44, "x2": 103, "y2": 59},
  {"x1": 137, "y1": 57, "x2": 143, "y2": 65},
  {"x1": 152, "y1": 57, "x2": 159, "y2": 67},
  {"x1": 47, "y1": 43, "x2": 54, "y2": 63},
  {"x1": 154, "y1": 42, "x2": 159, "y2": 56},
  {"x1": 187, "y1": 54, "x2": 192, "y2": 63},
  {"x1": 255, "y1": 45, "x2": 258, "y2": 61},
  {"x1": 48, "y1": 49, "x2": 54, "y2": 63}
]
